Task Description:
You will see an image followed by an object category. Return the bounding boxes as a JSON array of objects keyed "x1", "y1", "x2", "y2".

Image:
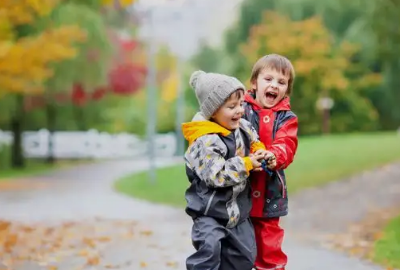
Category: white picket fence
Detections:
[{"x1": 0, "y1": 129, "x2": 177, "y2": 159}]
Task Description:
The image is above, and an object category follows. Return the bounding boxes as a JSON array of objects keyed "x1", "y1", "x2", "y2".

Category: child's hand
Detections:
[
  {"x1": 253, "y1": 149, "x2": 268, "y2": 157},
  {"x1": 264, "y1": 151, "x2": 277, "y2": 169},
  {"x1": 253, "y1": 149, "x2": 277, "y2": 170},
  {"x1": 249, "y1": 152, "x2": 264, "y2": 171}
]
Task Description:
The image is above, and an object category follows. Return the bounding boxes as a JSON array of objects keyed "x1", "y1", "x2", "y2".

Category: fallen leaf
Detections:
[
  {"x1": 77, "y1": 249, "x2": 90, "y2": 257},
  {"x1": 140, "y1": 230, "x2": 153, "y2": 236},
  {"x1": 82, "y1": 237, "x2": 96, "y2": 248},
  {"x1": 166, "y1": 261, "x2": 179, "y2": 268},
  {"x1": 96, "y1": 236, "x2": 111, "y2": 242},
  {"x1": 86, "y1": 255, "x2": 100, "y2": 266},
  {"x1": 324, "y1": 206, "x2": 400, "y2": 262},
  {"x1": 0, "y1": 221, "x2": 11, "y2": 231}
]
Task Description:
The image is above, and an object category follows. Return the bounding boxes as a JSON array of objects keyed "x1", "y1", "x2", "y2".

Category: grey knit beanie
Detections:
[{"x1": 189, "y1": 70, "x2": 245, "y2": 119}]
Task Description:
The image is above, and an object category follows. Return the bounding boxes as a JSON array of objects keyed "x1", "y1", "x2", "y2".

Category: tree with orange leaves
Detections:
[
  {"x1": 241, "y1": 11, "x2": 381, "y2": 134},
  {"x1": 0, "y1": 1, "x2": 87, "y2": 96},
  {"x1": 0, "y1": 0, "x2": 87, "y2": 167}
]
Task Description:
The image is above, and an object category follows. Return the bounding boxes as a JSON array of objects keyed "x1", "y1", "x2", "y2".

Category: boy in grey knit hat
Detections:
[{"x1": 182, "y1": 70, "x2": 269, "y2": 270}]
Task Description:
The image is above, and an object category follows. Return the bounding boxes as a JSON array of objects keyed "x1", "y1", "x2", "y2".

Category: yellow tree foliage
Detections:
[
  {"x1": 102, "y1": 0, "x2": 136, "y2": 7},
  {"x1": 0, "y1": 27, "x2": 86, "y2": 94},
  {"x1": 155, "y1": 46, "x2": 179, "y2": 102},
  {"x1": 241, "y1": 11, "x2": 381, "y2": 93},
  {"x1": 0, "y1": 1, "x2": 87, "y2": 95},
  {"x1": 161, "y1": 69, "x2": 179, "y2": 102},
  {"x1": 0, "y1": 0, "x2": 57, "y2": 26}
]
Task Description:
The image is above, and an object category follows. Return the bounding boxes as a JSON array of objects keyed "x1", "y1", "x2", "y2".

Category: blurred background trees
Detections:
[
  {"x1": 1, "y1": 0, "x2": 399, "y2": 169},
  {"x1": 191, "y1": 0, "x2": 400, "y2": 134}
]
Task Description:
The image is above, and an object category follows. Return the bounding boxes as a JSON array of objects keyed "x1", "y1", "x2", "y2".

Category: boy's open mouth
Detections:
[
  {"x1": 265, "y1": 91, "x2": 278, "y2": 103},
  {"x1": 231, "y1": 116, "x2": 240, "y2": 122}
]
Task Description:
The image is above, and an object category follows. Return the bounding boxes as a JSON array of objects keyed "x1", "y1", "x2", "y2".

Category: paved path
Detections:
[
  {"x1": 1, "y1": 158, "x2": 398, "y2": 270},
  {"x1": 284, "y1": 162, "x2": 400, "y2": 243}
]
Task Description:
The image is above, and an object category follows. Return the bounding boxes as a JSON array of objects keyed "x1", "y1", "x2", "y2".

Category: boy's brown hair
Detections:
[{"x1": 250, "y1": 54, "x2": 295, "y2": 95}]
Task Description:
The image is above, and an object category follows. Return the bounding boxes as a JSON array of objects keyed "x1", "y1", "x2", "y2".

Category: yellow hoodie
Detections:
[{"x1": 182, "y1": 113, "x2": 266, "y2": 173}]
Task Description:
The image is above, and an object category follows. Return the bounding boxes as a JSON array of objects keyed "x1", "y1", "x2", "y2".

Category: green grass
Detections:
[
  {"x1": 0, "y1": 159, "x2": 94, "y2": 181},
  {"x1": 373, "y1": 215, "x2": 400, "y2": 269},
  {"x1": 1, "y1": 143, "x2": 95, "y2": 181},
  {"x1": 115, "y1": 131, "x2": 400, "y2": 207}
]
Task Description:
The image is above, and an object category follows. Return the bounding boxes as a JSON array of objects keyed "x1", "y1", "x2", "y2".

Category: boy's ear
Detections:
[{"x1": 250, "y1": 80, "x2": 257, "y2": 91}]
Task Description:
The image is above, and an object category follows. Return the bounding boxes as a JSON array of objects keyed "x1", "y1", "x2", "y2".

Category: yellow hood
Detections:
[{"x1": 182, "y1": 113, "x2": 231, "y2": 146}]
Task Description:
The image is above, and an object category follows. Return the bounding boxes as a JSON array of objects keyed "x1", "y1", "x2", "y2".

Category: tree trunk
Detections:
[
  {"x1": 11, "y1": 95, "x2": 25, "y2": 168},
  {"x1": 46, "y1": 102, "x2": 56, "y2": 164}
]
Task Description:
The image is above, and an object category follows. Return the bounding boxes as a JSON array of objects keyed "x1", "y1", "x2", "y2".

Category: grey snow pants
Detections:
[{"x1": 186, "y1": 216, "x2": 256, "y2": 270}]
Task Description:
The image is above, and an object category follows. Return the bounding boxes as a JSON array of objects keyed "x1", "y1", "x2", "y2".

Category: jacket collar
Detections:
[{"x1": 181, "y1": 112, "x2": 231, "y2": 146}]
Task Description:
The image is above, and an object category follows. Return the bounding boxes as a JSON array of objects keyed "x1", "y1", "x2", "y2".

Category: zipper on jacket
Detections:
[
  {"x1": 204, "y1": 190, "x2": 216, "y2": 215},
  {"x1": 276, "y1": 172, "x2": 286, "y2": 198}
]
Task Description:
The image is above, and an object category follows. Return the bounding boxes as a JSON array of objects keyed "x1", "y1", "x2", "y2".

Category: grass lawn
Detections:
[
  {"x1": 0, "y1": 159, "x2": 93, "y2": 181},
  {"x1": 115, "y1": 131, "x2": 400, "y2": 207},
  {"x1": 373, "y1": 215, "x2": 400, "y2": 269}
]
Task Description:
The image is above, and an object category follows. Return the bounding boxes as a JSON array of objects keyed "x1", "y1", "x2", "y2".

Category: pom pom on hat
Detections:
[{"x1": 189, "y1": 70, "x2": 205, "y2": 89}]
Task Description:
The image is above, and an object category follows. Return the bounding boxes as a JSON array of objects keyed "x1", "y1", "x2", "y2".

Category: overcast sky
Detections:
[{"x1": 134, "y1": 0, "x2": 244, "y2": 59}]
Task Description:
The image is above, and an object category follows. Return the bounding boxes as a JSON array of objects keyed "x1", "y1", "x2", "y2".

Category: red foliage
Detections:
[
  {"x1": 23, "y1": 31, "x2": 146, "y2": 112},
  {"x1": 108, "y1": 63, "x2": 146, "y2": 95},
  {"x1": 72, "y1": 83, "x2": 87, "y2": 106},
  {"x1": 92, "y1": 87, "x2": 108, "y2": 101},
  {"x1": 103, "y1": 29, "x2": 148, "y2": 96},
  {"x1": 121, "y1": 40, "x2": 137, "y2": 52}
]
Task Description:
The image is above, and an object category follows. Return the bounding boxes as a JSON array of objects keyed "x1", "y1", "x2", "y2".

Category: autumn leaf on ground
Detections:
[
  {"x1": 3, "y1": 233, "x2": 18, "y2": 252},
  {"x1": 86, "y1": 255, "x2": 100, "y2": 266},
  {"x1": 140, "y1": 230, "x2": 153, "y2": 236},
  {"x1": 82, "y1": 237, "x2": 96, "y2": 248},
  {"x1": 0, "y1": 181, "x2": 47, "y2": 191},
  {"x1": 0, "y1": 221, "x2": 11, "y2": 231},
  {"x1": 0, "y1": 218, "x2": 147, "y2": 268},
  {"x1": 166, "y1": 261, "x2": 179, "y2": 268},
  {"x1": 77, "y1": 249, "x2": 90, "y2": 257},
  {"x1": 324, "y1": 206, "x2": 400, "y2": 262},
  {"x1": 96, "y1": 236, "x2": 111, "y2": 242}
]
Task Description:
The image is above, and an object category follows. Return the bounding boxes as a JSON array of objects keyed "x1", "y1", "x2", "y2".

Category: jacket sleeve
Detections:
[
  {"x1": 249, "y1": 126, "x2": 266, "y2": 153},
  {"x1": 268, "y1": 117, "x2": 298, "y2": 170},
  {"x1": 185, "y1": 134, "x2": 253, "y2": 188},
  {"x1": 240, "y1": 119, "x2": 266, "y2": 153}
]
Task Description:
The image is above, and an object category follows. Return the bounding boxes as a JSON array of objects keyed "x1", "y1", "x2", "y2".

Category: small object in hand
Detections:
[{"x1": 261, "y1": 160, "x2": 273, "y2": 176}]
